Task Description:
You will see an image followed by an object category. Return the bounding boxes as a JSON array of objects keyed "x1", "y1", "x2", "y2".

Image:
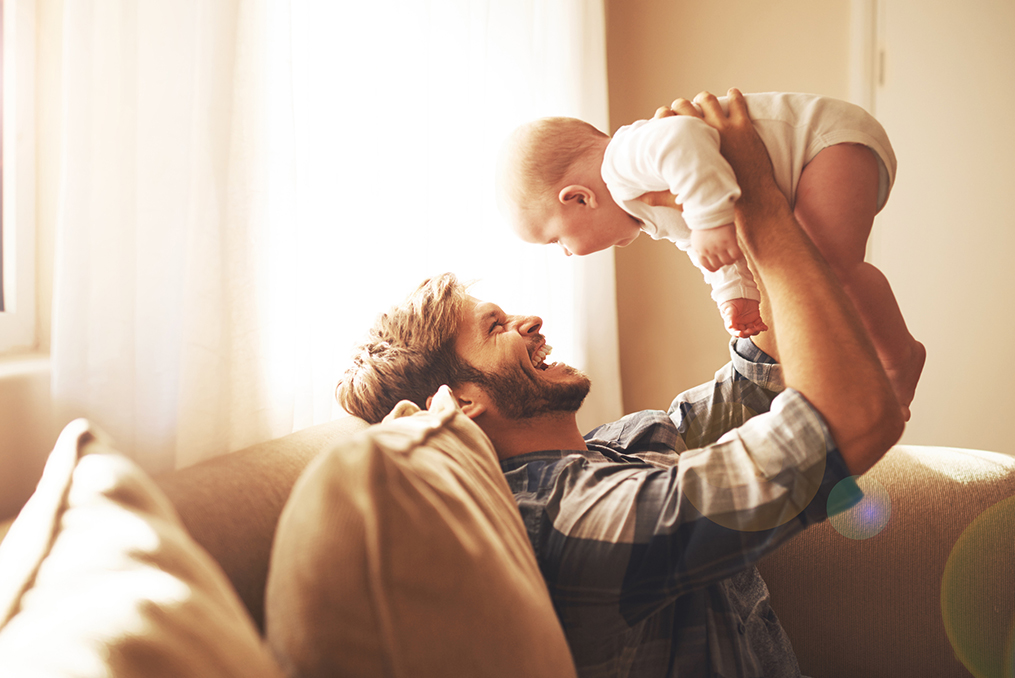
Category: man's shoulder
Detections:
[
  {"x1": 497, "y1": 411, "x2": 680, "y2": 493},
  {"x1": 583, "y1": 409, "x2": 681, "y2": 458}
]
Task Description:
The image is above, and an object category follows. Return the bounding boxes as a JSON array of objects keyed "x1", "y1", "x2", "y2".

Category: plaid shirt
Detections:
[{"x1": 500, "y1": 339, "x2": 860, "y2": 677}]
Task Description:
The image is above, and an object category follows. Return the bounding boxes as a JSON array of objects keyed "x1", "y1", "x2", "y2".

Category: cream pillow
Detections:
[
  {"x1": 265, "y1": 385, "x2": 577, "y2": 678},
  {"x1": 0, "y1": 419, "x2": 285, "y2": 678}
]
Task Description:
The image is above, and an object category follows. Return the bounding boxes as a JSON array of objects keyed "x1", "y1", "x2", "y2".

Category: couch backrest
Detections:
[{"x1": 155, "y1": 416, "x2": 370, "y2": 630}]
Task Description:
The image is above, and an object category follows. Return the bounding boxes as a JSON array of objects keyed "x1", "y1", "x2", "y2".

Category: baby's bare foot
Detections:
[{"x1": 884, "y1": 340, "x2": 926, "y2": 421}]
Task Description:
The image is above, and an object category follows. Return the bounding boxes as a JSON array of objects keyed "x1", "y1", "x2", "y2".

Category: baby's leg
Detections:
[{"x1": 794, "y1": 143, "x2": 925, "y2": 420}]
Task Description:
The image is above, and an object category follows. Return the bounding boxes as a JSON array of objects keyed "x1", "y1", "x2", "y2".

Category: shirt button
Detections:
[{"x1": 738, "y1": 621, "x2": 746, "y2": 635}]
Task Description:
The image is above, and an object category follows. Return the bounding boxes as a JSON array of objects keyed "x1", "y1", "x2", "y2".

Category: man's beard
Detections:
[{"x1": 474, "y1": 364, "x2": 590, "y2": 420}]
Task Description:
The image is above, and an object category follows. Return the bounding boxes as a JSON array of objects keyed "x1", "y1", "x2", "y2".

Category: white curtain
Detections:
[{"x1": 49, "y1": 0, "x2": 622, "y2": 474}]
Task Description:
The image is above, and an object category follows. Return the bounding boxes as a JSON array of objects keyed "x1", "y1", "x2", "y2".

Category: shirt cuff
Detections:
[{"x1": 730, "y1": 337, "x2": 783, "y2": 392}]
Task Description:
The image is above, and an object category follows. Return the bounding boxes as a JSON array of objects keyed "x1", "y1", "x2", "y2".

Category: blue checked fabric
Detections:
[{"x1": 500, "y1": 338, "x2": 860, "y2": 677}]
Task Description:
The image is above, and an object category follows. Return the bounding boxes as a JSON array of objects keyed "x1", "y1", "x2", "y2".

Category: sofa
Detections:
[{"x1": 0, "y1": 389, "x2": 1012, "y2": 677}]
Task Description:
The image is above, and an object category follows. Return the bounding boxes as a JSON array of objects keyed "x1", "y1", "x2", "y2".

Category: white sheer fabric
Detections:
[{"x1": 49, "y1": 0, "x2": 622, "y2": 473}]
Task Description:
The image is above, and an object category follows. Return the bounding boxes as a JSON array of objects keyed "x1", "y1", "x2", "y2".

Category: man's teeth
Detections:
[{"x1": 532, "y1": 344, "x2": 553, "y2": 369}]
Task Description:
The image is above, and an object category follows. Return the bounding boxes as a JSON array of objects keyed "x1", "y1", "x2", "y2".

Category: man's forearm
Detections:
[
  {"x1": 738, "y1": 188, "x2": 901, "y2": 470},
  {"x1": 706, "y1": 90, "x2": 903, "y2": 474}
]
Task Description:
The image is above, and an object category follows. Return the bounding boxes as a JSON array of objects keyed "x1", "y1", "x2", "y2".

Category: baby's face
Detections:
[{"x1": 518, "y1": 205, "x2": 641, "y2": 257}]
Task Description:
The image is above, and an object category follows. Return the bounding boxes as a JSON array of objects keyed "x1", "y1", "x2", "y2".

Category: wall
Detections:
[
  {"x1": 605, "y1": 0, "x2": 1015, "y2": 455},
  {"x1": 869, "y1": 0, "x2": 1015, "y2": 452},
  {"x1": 605, "y1": 0, "x2": 852, "y2": 414}
]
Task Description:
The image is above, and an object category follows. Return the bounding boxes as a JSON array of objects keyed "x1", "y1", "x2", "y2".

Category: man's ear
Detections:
[
  {"x1": 449, "y1": 382, "x2": 489, "y2": 420},
  {"x1": 558, "y1": 184, "x2": 598, "y2": 209}
]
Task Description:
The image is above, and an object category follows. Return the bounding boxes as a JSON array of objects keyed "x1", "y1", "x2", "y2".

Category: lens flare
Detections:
[
  {"x1": 941, "y1": 494, "x2": 1015, "y2": 678},
  {"x1": 827, "y1": 475, "x2": 891, "y2": 539}
]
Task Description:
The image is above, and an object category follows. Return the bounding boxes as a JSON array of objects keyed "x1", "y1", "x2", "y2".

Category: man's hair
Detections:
[
  {"x1": 337, "y1": 272, "x2": 484, "y2": 423},
  {"x1": 502, "y1": 116, "x2": 609, "y2": 212}
]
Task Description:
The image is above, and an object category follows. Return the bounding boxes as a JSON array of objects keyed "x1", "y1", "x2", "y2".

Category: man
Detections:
[{"x1": 338, "y1": 90, "x2": 903, "y2": 677}]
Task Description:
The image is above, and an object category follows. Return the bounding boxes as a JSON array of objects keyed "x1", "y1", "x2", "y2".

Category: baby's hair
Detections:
[{"x1": 504, "y1": 117, "x2": 609, "y2": 209}]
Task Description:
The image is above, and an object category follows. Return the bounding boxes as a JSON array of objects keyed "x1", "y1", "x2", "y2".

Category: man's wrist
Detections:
[{"x1": 734, "y1": 192, "x2": 795, "y2": 252}]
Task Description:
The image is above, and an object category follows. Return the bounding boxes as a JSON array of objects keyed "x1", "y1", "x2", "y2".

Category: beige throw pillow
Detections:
[
  {"x1": 265, "y1": 385, "x2": 577, "y2": 678},
  {"x1": 0, "y1": 419, "x2": 285, "y2": 678}
]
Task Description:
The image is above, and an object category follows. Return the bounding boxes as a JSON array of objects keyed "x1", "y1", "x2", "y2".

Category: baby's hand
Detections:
[
  {"x1": 691, "y1": 224, "x2": 742, "y2": 272},
  {"x1": 720, "y1": 298, "x2": 768, "y2": 338}
]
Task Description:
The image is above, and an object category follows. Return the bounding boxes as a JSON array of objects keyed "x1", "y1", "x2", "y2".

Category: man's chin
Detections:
[
  {"x1": 534, "y1": 367, "x2": 591, "y2": 415},
  {"x1": 484, "y1": 364, "x2": 591, "y2": 420}
]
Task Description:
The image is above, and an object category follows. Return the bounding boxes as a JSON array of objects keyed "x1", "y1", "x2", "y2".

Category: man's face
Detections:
[{"x1": 453, "y1": 297, "x2": 590, "y2": 419}]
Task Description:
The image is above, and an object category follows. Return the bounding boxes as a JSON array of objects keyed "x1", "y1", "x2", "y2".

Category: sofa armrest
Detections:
[
  {"x1": 757, "y1": 445, "x2": 1015, "y2": 678},
  {"x1": 155, "y1": 416, "x2": 370, "y2": 630}
]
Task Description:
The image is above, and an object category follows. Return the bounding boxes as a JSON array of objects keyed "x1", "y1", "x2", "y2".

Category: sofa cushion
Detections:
[
  {"x1": 0, "y1": 419, "x2": 284, "y2": 678},
  {"x1": 155, "y1": 415, "x2": 370, "y2": 630},
  {"x1": 265, "y1": 385, "x2": 577, "y2": 678},
  {"x1": 757, "y1": 444, "x2": 1015, "y2": 678}
]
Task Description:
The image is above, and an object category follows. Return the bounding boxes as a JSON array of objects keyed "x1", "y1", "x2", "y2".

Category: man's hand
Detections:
[
  {"x1": 653, "y1": 98, "x2": 702, "y2": 120},
  {"x1": 690, "y1": 224, "x2": 742, "y2": 272},
  {"x1": 656, "y1": 91, "x2": 782, "y2": 234},
  {"x1": 686, "y1": 91, "x2": 780, "y2": 209}
]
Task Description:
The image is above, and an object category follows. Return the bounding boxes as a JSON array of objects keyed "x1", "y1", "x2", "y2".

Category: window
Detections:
[{"x1": 0, "y1": 0, "x2": 36, "y2": 353}]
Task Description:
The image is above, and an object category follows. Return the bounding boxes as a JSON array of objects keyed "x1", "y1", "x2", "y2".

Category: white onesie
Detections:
[{"x1": 601, "y1": 92, "x2": 897, "y2": 304}]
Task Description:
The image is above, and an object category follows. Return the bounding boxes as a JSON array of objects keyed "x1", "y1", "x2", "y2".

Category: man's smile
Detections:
[{"x1": 528, "y1": 340, "x2": 554, "y2": 371}]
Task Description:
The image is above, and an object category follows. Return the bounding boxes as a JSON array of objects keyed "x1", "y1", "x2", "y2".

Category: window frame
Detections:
[{"x1": 0, "y1": 0, "x2": 37, "y2": 354}]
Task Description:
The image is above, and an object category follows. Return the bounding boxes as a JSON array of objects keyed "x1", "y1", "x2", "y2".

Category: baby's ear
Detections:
[{"x1": 558, "y1": 185, "x2": 597, "y2": 208}]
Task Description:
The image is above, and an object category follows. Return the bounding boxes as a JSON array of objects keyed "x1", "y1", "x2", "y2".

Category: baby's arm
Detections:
[
  {"x1": 626, "y1": 117, "x2": 762, "y2": 337},
  {"x1": 690, "y1": 224, "x2": 742, "y2": 272}
]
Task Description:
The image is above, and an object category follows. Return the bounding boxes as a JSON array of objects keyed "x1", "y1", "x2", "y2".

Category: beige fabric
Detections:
[
  {"x1": 757, "y1": 445, "x2": 1015, "y2": 678},
  {"x1": 0, "y1": 419, "x2": 285, "y2": 678},
  {"x1": 265, "y1": 385, "x2": 577, "y2": 678},
  {"x1": 155, "y1": 415, "x2": 370, "y2": 630}
]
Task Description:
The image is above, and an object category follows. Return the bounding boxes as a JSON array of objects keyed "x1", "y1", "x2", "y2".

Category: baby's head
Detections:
[{"x1": 498, "y1": 117, "x2": 641, "y2": 256}]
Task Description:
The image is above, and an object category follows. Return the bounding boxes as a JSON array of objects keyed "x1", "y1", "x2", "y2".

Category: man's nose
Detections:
[{"x1": 515, "y1": 315, "x2": 542, "y2": 336}]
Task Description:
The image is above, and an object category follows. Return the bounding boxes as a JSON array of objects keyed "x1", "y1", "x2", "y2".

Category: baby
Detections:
[{"x1": 500, "y1": 89, "x2": 925, "y2": 418}]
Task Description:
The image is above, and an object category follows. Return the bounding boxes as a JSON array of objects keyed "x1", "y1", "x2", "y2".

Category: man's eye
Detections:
[{"x1": 490, "y1": 321, "x2": 503, "y2": 333}]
